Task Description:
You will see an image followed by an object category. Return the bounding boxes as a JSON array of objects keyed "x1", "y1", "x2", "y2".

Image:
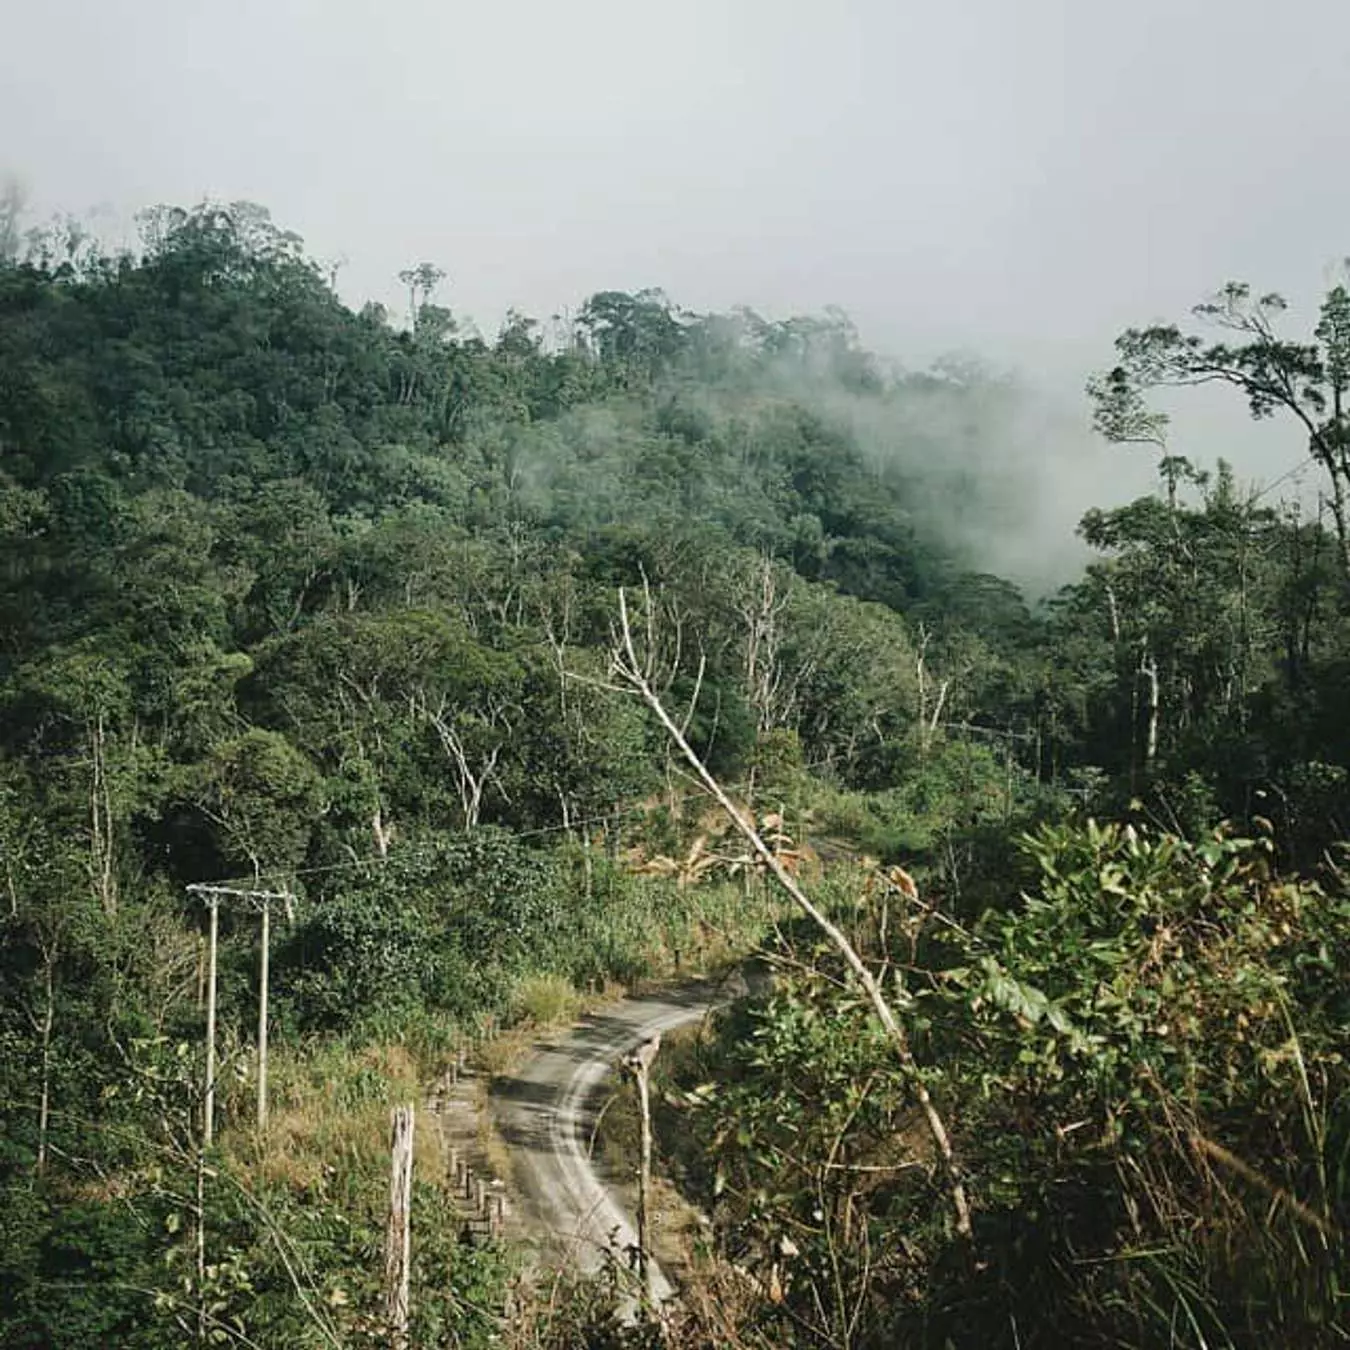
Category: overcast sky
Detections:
[{"x1": 5, "y1": 0, "x2": 1349, "y2": 500}]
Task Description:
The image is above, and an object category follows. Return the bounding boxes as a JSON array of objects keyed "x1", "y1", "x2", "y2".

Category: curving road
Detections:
[{"x1": 490, "y1": 976, "x2": 739, "y2": 1307}]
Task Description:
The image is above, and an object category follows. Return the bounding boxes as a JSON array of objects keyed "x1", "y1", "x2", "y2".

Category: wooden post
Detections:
[
  {"x1": 203, "y1": 894, "x2": 219, "y2": 1147},
  {"x1": 195, "y1": 1145, "x2": 208, "y2": 1346},
  {"x1": 623, "y1": 1034, "x2": 661, "y2": 1303},
  {"x1": 257, "y1": 896, "x2": 270, "y2": 1130},
  {"x1": 384, "y1": 1105, "x2": 415, "y2": 1350}
]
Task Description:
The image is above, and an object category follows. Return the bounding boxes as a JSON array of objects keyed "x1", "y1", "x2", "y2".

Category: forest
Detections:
[{"x1": 0, "y1": 201, "x2": 1347, "y2": 1348}]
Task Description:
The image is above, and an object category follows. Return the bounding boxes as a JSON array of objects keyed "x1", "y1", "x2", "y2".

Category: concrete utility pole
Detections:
[
  {"x1": 257, "y1": 895, "x2": 271, "y2": 1128},
  {"x1": 186, "y1": 882, "x2": 295, "y2": 1143}
]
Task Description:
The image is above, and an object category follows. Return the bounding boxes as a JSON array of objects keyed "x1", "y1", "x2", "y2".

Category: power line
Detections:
[
  {"x1": 1251, "y1": 453, "x2": 1318, "y2": 504},
  {"x1": 197, "y1": 755, "x2": 853, "y2": 891},
  {"x1": 201, "y1": 705, "x2": 1053, "y2": 894}
]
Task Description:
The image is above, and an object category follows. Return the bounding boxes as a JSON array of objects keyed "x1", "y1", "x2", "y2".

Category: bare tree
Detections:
[
  {"x1": 913, "y1": 624, "x2": 950, "y2": 755},
  {"x1": 26, "y1": 918, "x2": 61, "y2": 1175},
  {"x1": 88, "y1": 711, "x2": 118, "y2": 916},
  {"x1": 416, "y1": 691, "x2": 514, "y2": 829},
  {"x1": 737, "y1": 555, "x2": 790, "y2": 734}
]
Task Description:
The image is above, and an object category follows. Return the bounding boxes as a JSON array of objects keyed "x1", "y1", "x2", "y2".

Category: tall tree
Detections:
[{"x1": 1091, "y1": 278, "x2": 1350, "y2": 576}]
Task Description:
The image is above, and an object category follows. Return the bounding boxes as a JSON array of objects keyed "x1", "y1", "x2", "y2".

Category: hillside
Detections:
[{"x1": 1, "y1": 202, "x2": 1347, "y2": 1348}]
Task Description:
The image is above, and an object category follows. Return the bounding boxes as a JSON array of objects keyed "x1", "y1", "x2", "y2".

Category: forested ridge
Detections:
[{"x1": 1, "y1": 202, "x2": 1347, "y2": 1347}]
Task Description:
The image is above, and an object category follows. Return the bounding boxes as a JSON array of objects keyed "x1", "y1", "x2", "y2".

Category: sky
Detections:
[{"x1": 4, "y1": 0, "x2": 1349, "y2": 525}]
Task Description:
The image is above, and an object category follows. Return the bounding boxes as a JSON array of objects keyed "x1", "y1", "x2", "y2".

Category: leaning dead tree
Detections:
[{"x1": 607, "y1": 585, "x2": 974, "y2": 1242}]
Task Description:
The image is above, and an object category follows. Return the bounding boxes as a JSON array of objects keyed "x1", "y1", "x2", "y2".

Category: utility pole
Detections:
[
  {"x1": 198, "y1": 889, "x2": 220, "y2": 1147},
  {"x1": 257, "y1": 895, "x2": 271, "y2": 1129},
  {"x1": 186, "y1": 882, "x2": 295, "y2": 1143}
]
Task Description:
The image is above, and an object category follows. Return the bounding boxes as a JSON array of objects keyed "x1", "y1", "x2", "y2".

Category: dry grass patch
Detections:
[
  {"x1": 224, "y1": 1041, "x2": 441, "y2": 1191},
  {"x1": 511, "y1": 972, "x2": 583, "y2": 1029}
]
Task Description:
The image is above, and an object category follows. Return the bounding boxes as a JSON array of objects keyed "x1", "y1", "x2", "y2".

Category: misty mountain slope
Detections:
[{"x1": 0, "y1": 208, "x2": 1061, "y2": 653}]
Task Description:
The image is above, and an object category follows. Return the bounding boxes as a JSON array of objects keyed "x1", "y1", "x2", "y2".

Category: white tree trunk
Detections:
[
  {"x1": 35, "y1": 953, "x2": 54, "y2": 1176},
  {"x1": 610, "y1": 587, "x2": 974, "y2": 1243}
]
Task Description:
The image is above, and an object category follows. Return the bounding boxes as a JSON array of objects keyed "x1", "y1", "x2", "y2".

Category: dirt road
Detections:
[{"x1": 489, "y1": 977, "x2": 734, "y2": 1307}]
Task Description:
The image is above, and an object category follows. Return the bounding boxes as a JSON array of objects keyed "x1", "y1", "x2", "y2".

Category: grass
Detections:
[
  {"x1": 511, "y1": 972, "x2": 584, "y2": 1029},
  {"x1": 220, "y1": 1039, "x2": 442, "y2": 1192}
]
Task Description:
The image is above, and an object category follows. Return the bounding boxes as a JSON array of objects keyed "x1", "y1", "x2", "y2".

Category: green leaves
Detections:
[
  {"x1": 190, "y1": 728, "x2": 323, "y2": 874},
  {"x1": 669, "y1": 816, "x2": 1350, "y2": 1344}
]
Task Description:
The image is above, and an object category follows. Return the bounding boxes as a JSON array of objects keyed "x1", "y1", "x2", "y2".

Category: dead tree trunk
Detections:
[
  {"x1": 372, "y1": 804, "x2": 394, "y2": 859},
  {"x1": 914, "y1": 625, "x2": 951, "y2": 755},
  {"x1": 1140, "y1": 644, "x2": 1160, "y2": 774},
  {"x1": 33, "y1": 938, "x2": 56, "y2": 1176},
  {"x1": 89, "y1": 713, "x2": 117, "y2": 916},
  {"x1": 384, "y1": 1105, "x2": 415, "y2": 1350},
  {"x1": 608, "y1": 587, "x2": 974, "y2": 1243},
  {"x1": 624, "y1": 1034, "x2": 661, "y2": 1304},
  {"x1": 739, "y1": 555, "x2": 788, "y2": 735},
  {"x1": 420, "y1": 696, "x2": 510, "y2": 830}
]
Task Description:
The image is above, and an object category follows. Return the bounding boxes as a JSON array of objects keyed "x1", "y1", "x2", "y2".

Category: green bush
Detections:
[{"x1": 670, "y1": 820, "x2": 1350, "y2": 1347}]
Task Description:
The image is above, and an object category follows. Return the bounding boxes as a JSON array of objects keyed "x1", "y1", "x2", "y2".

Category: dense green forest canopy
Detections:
[{"x1": 1, "y1": 201, "x2": 1347, "y2": 1347}]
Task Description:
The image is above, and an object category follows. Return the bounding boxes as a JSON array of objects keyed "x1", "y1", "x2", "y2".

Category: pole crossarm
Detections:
[{"x1": 186, "y1": 883, "x2": 295, "y2": 902}]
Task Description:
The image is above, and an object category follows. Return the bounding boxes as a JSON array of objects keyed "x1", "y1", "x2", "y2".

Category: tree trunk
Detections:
[
  {"x1": 372, "y1": 804, "x2": 393, "y2": 859},
  {"x1": 89, "y1": 713, "x2": 117, "y2": 917},
  {"x1": 1325, "y1": 475, "x2": 1350, "y2": 581},
  {"x1": 1141, "y1": 646, "x2": 1160, "y2": 773}
]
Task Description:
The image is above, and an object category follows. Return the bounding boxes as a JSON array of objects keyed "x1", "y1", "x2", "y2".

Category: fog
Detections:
[{"x1": 5, "y1": 0, "x2": 1348, "y2": 554}]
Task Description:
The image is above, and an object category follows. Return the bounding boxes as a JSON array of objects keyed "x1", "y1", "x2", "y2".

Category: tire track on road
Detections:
[{"x1": 489, "y1": 977, "x2": 736, "y2": 1308}]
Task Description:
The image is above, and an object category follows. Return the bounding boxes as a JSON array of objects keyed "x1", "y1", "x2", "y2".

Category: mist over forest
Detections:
[{"x1": 2, "y1": 178, "x2": 1349, "y2": 1349}]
